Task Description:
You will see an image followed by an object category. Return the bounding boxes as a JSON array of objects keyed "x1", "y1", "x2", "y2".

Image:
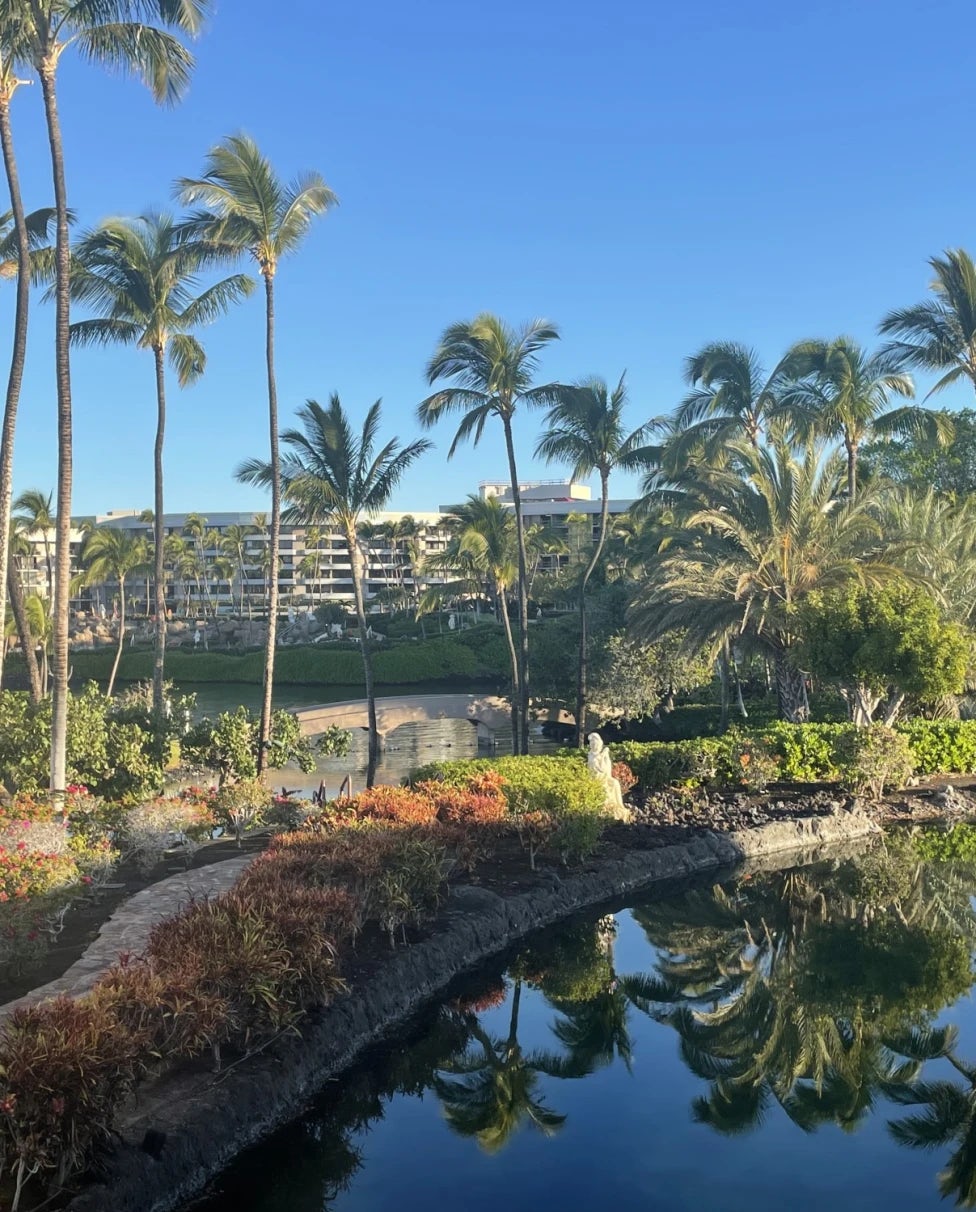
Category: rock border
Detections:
[{"x1": 67, "y1": 812, "x2": 878, "y2": 1212}]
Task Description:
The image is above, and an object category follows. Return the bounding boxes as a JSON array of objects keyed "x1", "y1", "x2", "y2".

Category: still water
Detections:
[
  {"x1": 194, "y1": 839, "x2": 976, "y2": 1211},
  {"x1": 176, "y1": 682, "x2": 559, "y2": 795}
]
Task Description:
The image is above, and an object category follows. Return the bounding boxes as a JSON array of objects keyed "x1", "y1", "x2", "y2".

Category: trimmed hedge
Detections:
[
  {"x1": 609, "y1": 720, "x2": 976, "y2": 791},
  {"x1": 65, "y1": 635, "x2": 509, "y2": 688}
]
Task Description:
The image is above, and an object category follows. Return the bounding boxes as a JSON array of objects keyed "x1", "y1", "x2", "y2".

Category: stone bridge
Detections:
[{"x1": 295, "y1": 692, "x2": 515, "y2": 745}]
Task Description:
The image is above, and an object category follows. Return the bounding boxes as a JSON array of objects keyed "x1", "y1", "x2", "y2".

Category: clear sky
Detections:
[{"x1": 7, "y1": 0, "x2": 976, "y2": 516}]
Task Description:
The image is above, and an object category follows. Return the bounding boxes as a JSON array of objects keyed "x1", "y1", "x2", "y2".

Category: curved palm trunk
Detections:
[
  {"x1": 107, "y1": 575, "x2": 126, "y2": 697},
  {"x1": 258, "y1": 271, "x2": 280, "y2": 775},
  {"x1": 574, "y1": 471, "x2": 610, "y2": 748},
  {"x1": 38, "y1": 59, "x2": 72, "y2": 798},
  {"x1": 8, "y1": 560, "x2": 41, "y2": 703},
  {"x1": 152, "y1": 346, "x2": 168, "y2": 712},
  {"x1": 845, "y1": 438, "x2": 858, "y2": 500},
  {"x1": 495, "y1": 577, "x2": 519, "y2": 753},
  {"x1": 501, "y1": 416, "x2": 529, "y2": 754},
  {"x1": 0, "y1": 87, "x2": 30, "y2": 695},
  {"x1": 347, "y1": 526, "x2": 379, "y2": 786}
]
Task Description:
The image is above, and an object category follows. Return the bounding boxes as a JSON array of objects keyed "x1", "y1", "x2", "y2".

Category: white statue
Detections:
[{"x1": 587, "y1": 732, "x2": 629, "y2": 821}]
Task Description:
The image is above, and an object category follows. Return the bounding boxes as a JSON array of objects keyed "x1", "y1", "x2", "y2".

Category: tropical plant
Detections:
[
  {"x1": 14, "y1": 0, "x2": 212, "y2": 800},
  {"x1": 13, "y1": 487, "x2": 54, "y2": 602},
  {"x1": 237, "y1": 395, "x2": 430, "y2": 785},
  {"x1": 420, "y1": 314, "x2": 563, "y2": 753},
  {"x1": 535, "y1": 373, "x2": 650, "y2": 743},
  {"x1": 177, "y1": 134, "x2": 337, "y2": 772},
  {"x1": 6, "y1": 519, "x2": 41, "y2": 702},
  {"x1": 786, "y1": 337, "x2": 950, "y2": 498},
  {"x1": 78, "y1": 527, "x2": 150, "y2": 696},
  {"x1": 66, "y1": 211, "x2": 253, "y2": 710},
  {"x1": 880, "y1": 248, "x2": 976, "y2": 399},
  {"x1": 631, "y1": 436, "x2": 889, "y2": 721}
]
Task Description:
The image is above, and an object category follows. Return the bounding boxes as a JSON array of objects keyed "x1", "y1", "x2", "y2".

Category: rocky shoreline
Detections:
[{"x1": 64, "y1": 810, "x2": 879, "y2": 1212}]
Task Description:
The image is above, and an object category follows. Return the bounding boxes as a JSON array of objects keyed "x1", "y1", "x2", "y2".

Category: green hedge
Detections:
[
  {"x1": 610, "y1": 720, "x2": 976, "y2": 791},
  {"x1": 64, "y1": 635, "x2": 508, "y2": 688}
]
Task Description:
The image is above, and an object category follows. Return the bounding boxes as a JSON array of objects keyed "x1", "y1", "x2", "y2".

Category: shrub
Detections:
[
  {"x1": 837, "y1": 725, "x2": 915, "y2": 799},
  {"x1": 0, "y1": 996, "x2": 141, "y2": 1194},
  {"x1": 913, "y1": 824, "x2": 976, "y2": 864},
  {"x1": 724, "y1": 731, "x2": 780, "y2": 793},
  {"x1": 213, "y1": 777, "x2": 271, "y2": 843},
  {"x1": 0, "y1": 848, "x2": 80, "y2": 902},
  {"x1": 611, "y1": 761, "x2": 637, "y2": 796},
  {"x1": 415, "y1": 774, "x2": 508, "y2": 825},
  {"x1": 123, "y1": 795, "x2": 216, "y2": 871},
  {"x1": 348, "y1": 785, "x2": 438, "y2": 825},
  {"x1": 896, "y1": 720, "x2": 976, "y2": 776}
]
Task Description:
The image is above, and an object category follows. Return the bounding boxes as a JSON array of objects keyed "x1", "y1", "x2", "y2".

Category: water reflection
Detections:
[{"x1": 198, "y1": 839, "x2": 976, "y2": 1212}]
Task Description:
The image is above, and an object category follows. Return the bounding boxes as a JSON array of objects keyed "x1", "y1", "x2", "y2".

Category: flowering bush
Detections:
[{"x1": 0, "y1": 848, "x2": 81, "y2": 902}]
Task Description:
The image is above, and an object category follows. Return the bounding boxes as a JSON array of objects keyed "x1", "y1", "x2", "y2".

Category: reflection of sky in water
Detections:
[{"x1": 196, "y1": 851, "x2": 976, "y2": 1212}]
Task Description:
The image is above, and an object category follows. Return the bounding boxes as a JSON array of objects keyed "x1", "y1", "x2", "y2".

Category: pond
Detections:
[
  {"x1": 193, "y1": 837, "x2": 976, "y2": 1211},
  {"x1": 174, "y1": 681, "x2": 560, "y2": 796}
]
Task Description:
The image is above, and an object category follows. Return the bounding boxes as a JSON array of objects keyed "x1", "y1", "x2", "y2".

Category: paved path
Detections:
[{"x1": 0, "y1": 856, "x2": 252, "y2": 1019}]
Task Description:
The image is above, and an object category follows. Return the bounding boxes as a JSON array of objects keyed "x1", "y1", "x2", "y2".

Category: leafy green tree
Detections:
[
  {"x1": 78, "y1": 527, "x2": 150, "y2": 696},
  {"x1": 880, "y1": 248, "x2": 976, "y2": 398},
  {"x1": 14, "y1": 0, "x2": 211, "y2": 799},
  {"x1": 588, "y1": 631, "x2": 715, "y2": 721},
  {"x1": 420, "y1": 314, "x2": 562, "y2": 754},
  {"x1": 177, "y1": 134, "x2": 337, "y2": 773},
  {"x1": 237, "y1": 395, "x2": 430, "y2": 786},
  {"x1": 798, "y1": 582, "x2": 971, "y2": 724},
  {"x1": 66, "y1": 212, "x2": 252, "y2": 710},
  {"x1": 535, "y1": 373, "x2": 650, "y2": 744},
  {"x1": 786, "y1": 336, "x2": 950, "y2": 498},
  {"x1": 862, "y1": 409, "x2": 976, "y2": 498}
]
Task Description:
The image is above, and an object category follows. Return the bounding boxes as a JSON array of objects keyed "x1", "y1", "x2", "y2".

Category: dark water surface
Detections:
[{"x1": 193, "y1": 840, "x2": 976, "y2": 1211}]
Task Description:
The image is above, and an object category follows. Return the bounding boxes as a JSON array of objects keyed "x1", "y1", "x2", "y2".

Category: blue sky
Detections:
[{"x1": 7, "y1": 0, "x2": 976, "y2": 515}]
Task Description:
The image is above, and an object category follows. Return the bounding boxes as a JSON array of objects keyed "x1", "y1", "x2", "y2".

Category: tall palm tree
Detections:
[
  {"x1": 14, "y1": 0, "x2": 212, "y2": 798},
  {"x1": 880, "y1": 248, "x2": 976, "y2": 399},
  {"x1": 237, "y1": 395, "x2": 430, "y2": 786},
  {"x1": 66, "y1": 211, "x2": 253, "y2": 710},
  {"x1": 631, "y1": 437, "x2": 888, "y2": 721},
  {"x1": 438, "y1": 495, "x2": 521, "y2": 751},
  {"x1": 786, "y1": 337, "x2": 951, "y2": 498},
  {"x1": 662, "y1": 342, "x2": 807, "y2": 470},
  {"x1": 220, "y1": 522, "x2": 257, "y2": 617},
  {"x1": 536, "y1": 373, "x2": 650, "y2": 744},
  {"x1": 13, "y1": 488, "x2": 54, "y2": 602},
  {"x1": 79, "y1": 527, "x2": 149, "y2": 695},
  {"x1": 420, "y1": 315, "x2": 562, "y2": 753},
  {"x1": 177, "y1": 134, "x2": 337, "y2": 774},
  {"x1": 0, "y1": 24, "x2": 60, "y2": 694}
]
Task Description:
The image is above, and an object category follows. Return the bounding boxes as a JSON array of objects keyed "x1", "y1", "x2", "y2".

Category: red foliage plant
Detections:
[
  {"x1": 414, "y1": 777, "x2": 507, "y2": 825},
  {"x1": 611, "y1": 761, "x2": 637, "y2": 795},
  {"x1": 347, "y1": 785, "x2": 438, "y2": 825}
]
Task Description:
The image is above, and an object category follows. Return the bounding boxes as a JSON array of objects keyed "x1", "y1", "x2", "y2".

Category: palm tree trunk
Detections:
[
  {"x1": 774, "y1": 649, "x2": 809, "y2": 723},
  {"x1": 347, "y1": 526, "x2": 379, "y2": 786},
  {"x1": 259, "y1": 272, "x2": 280, "y2": 775},
  {"x1": 846, "y1": 439, "x2": 857, "y2": 499},
  {"x1": 574, "y1": 473, "x2": 611, "y2": 748},
  {"x1": 38, "y1": 58, "x2": 72, "y2": 799},
  {"x1": 8, "y1": 560, "x2": 41, "y2": 703},
  {"x1": 108, "y1": 575, "x2": 126, "y2": 697},
  {"x1": 0, "y1": 88, "x2": 30, "y2": 695},
  {"x1": 496, "y1": 578, "x2": 519, "y2": 753},
  {"x1": 152, "y1": 345, "x2": 167, "y2": 712},
  {"x1": 501, "y1": 416, "x2": 530, "y2": 754}
]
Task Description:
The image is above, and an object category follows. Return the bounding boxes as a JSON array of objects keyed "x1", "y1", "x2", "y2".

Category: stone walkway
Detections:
[{"x1": 0, "y1": 856, "x2": 252, "y2": 1019}]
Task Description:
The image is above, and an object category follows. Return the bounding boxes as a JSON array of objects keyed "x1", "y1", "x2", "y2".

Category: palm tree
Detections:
[
  {"x1": 15, "y1": 0, "x2": 211, "y2": 798},
  {"x1": 220, "y1": 522, "x2": 257, "y2": 616},
  {"x1": 177, "y1": 134, "x2": 337, "y2": 774},
  {"x1": 66, "y1": 211, "x2": 253, "y2": 710},
  {"x1": 7, "y1": 519, "x2": 41, "y2": 702},
  {"x1": 880, "y1": 248, "x2": 976, "y2": 399},
  {"x1": 0, "y1": 24, "x2": 60, "y2": 694},
  {"x1": 535, "y1": 373, "x2": 650, "y2": 744},
  {"x1": 13, "y1": 488, "x2": 55, "y2": 603},
  {"x1": 420, "y1": 315, "x2": 562, "y2": 753},
  {"x1": 237, "y1": 395, "x2": 430, "y2": 786},
  {"x1": 79, "y1": 527, "x2": 149, "y2": 695},
  {"x1": 438, "y1": 495, "x2": 521, "y2": 751},
  {"x1": 631, "y1": 436, "x2": 888, "y2": 721},
  {"x1": 786, "y1": 337, "x2": 951, "y2": 498},
  {"x1": 661, "y1": 341, "x2": 807, "y2": 470}
]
